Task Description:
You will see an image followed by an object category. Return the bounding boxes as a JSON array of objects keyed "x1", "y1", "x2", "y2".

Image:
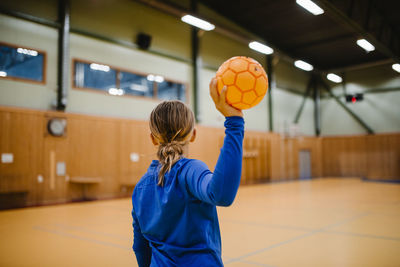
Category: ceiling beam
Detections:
[
  {"x1": 314, "y1": 0, "x2": 400, "y2": 64},
  {"x1": 327, "y1": 58, "x2": 393, "y2": 73},
  {"x1": 294, "y1": 33, "x2": 354, "y2": 50},
  {"x1": 134, "y1": 0, "x2": 298, "y2": 67}
]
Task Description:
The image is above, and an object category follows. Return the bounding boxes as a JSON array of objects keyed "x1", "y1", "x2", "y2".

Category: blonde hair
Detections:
[{"x1": 149, "y1": 101, "x2": 195, "y2": 186}]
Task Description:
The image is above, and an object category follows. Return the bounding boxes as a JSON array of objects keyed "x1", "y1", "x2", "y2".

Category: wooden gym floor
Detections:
[{"x1": 0, "y1": 178, "x2": 399, "y2": 267}]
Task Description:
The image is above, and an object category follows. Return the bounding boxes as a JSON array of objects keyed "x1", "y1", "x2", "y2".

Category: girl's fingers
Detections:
[
  {"x1": 209, "y1": 78, "x2": 219, "y2": 103},
  {"x1": 219, "y1": 86, "x2": 227, "y2": 105}
]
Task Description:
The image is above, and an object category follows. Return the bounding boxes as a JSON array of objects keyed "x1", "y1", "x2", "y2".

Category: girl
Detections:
[{"x1": 132, "y1": 78, "x2": 244, "y2": 266}]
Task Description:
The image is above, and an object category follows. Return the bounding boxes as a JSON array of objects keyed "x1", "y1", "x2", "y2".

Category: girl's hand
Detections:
[{"x1": 209, "y1": 78, "x2": 243, "y2": 118}]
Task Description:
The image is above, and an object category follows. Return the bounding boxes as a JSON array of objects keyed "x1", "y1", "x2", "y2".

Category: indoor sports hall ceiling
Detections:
[
  {"x1": 194, "y1": 0, "x2": 400, "y2": 71},
  {"x1": 1, "y1": 0, "x2": 399, "y2": 73}
]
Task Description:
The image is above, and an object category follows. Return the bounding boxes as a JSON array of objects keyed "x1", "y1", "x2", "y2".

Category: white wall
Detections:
[
  {"x1": 273, "y1": 88, "x2": 315, "y2": 136},
  {"x1": 68, "y1": 33, "x2": 191, "y2": 120},
  {"x1": 0, "y1": 0, "x2": 325, "y2": 136},
  {"x1": 321, "y1": 65, "x2": 400, "y2": 135},
  {"x1": 0, "y1": 14, "x2": 58, "y2": 110}
]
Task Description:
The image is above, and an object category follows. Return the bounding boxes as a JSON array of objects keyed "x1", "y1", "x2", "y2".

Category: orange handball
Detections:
[{"x1": 216, "y1": 56, "x2": 268, "y2": 110}]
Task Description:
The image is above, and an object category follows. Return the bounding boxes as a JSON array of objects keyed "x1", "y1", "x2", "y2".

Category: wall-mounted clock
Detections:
[{"x1": 47, "y1": 118, "x2": 67, "y2": 137}]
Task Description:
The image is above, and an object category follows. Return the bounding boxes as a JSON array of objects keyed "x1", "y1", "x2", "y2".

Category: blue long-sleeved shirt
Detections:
[{"x1": 131, "y1": 116, "x2": 244, "y2": 267}]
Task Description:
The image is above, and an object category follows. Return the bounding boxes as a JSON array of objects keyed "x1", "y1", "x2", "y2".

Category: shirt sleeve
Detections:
[
  {"x1": 132, "y1": 206, "x2": 152, "y2": 267},
  {"x1": 183, "y1": 116, "x2": 244, "y2": 206}
]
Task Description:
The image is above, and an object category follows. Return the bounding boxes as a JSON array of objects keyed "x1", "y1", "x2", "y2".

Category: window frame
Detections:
[
  {"x1": 72, "y1": 58, "x2": 189, "y2": 104},
  {"x1": 0, "y1": 41, "x2": 47, "y2": 85}
]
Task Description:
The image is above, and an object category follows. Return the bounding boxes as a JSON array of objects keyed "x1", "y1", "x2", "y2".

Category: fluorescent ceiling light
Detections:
[
  {"x1": 296, "y1": 0, "x2": 324, "y2": 15},
  {"x1": 326, "y1": 73, "x2": 343, "y2": 83},
  {"x1": 181, "y1": 15, "x2": 215, "y2": 31},
  {"x1": 17, "y1": 47, "x2": 38, "y2": 56},
  {"x1": 249, "y1": 41, "x2": 274, "y2": 55},
  {"x1": 392, "y1": 63, "x2": 400, "y2": 73},
  {"x1": 108, "y1": 88, "x2": 124, "y2": 96},
  {"x1": 147, "y1": 74, "x2": 164, "y2": 83},
  {"x1": 90, "y1": 63, "x2": 110, "y2": 72},
  {"x1": 0, "y1": 71, "x2": 7, "y2": 77},
  {"x1": 356, "y1": 39, "x2": 375, "y2": 52},
  {"x1": 294, "y1": 60, "x2": 314, "y2": 71}
]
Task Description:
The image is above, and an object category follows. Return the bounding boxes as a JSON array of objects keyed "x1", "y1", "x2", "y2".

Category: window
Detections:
[
  {"x1": 74, "y1": 62, "x2": 117, "y2": 91},
  {"x1": 157, "y1": 80, "x2": 186, "y2": 102},
  {"x1": 120, "y1": 71, "x2": 153, "y2": 97},
  {"x1": 73, "y1": 59, "x2": 187, "y2": 102},
  {"x1": 0, "y1": 43, "x2": 45, "y2": 83}
]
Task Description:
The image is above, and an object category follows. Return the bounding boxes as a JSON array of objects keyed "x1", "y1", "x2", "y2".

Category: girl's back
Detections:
[
  {"x1": 132, "y1": 80, "x2": 244, "y2": 267},
  {"x1": 133, "y1": 158, "x2": 222, "y2": 266}
]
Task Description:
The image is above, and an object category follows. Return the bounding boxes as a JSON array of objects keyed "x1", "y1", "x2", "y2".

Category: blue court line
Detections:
[
  {"x1": 224, "y1": 230, "x2": 319, "y2": 265},
  {"x1": 321, "y1": 212, "x2": 371, "y2": 230},
  {"x1": 225, "y1": 212, "x2": 370, "y2": 265},
  {"x1": 324, "y1": 230, "x2": 400, "y2": 242},
  {"x1": 33, "y1": 225, "x2": 131, "y2": 251}
]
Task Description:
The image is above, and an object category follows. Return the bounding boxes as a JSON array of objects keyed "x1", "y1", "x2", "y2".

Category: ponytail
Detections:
[
  {"x1": 156, "y1": 140, "x2": 186, "y2": 186},
  {"x1": 149, "y1": 101, "x2": 195, "y2": 186}
]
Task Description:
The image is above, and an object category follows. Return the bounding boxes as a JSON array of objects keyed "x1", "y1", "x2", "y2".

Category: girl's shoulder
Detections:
[
  {"x1": 177, "y1": 158, "x2": 210, "y2": 177},
  {"x1": 179, "y1": 158, "x2": 208, "y2": 169}
]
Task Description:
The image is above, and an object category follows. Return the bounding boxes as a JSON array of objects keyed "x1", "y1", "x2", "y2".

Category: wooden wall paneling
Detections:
[
  {"x1": 67, "y1": 116, "x2": 120, "y2": 200},
  {"x1": 395, "y1": 134, "x2": 400, "y2": 179},
  {"x1": 255, "y1": 134, "x2": 264, "y2": 181},
  {"x1": 269, "y1": 133, "x2": 282, "y2": 181},
  {"x1": 0, "y1": 110, "x2": 44, "y2": 208},
  {"x1": 248, "y1": 133, "x2": 257, "y2": 183},
  {"x1": 119, "y1": 121, "x2": 134, "y2": 186},
  {"x1": 138, "y1": 120, "x2": 156, "y2": 180},
  {"x1": 119, "y1": 120, "x2": 137, "y2": 195},
  {"x1": 92, "y1": 118, "x2": 120, "y2": 198},
  {"x1": 348, "y1": 137, "x2": 356, "y2": 176},
  {"x1": 385, "y1": 135, "x2": 396, "y2": 179},
  {"x1": 366, "y1": 135, "x2": 380, "y2": 180},
  {"x1": 322, "y1": 138, "x2": 338, "y2": 177},
  {"x1": 389, "y1": 134, "x2": 400, "y2": 179},
  {"x1": 119, "y1": 120, "x2": 152, "y2": 188},
  {"x1": 382, "y1": 134, "x2": 398, "y2": 180},
  {"x1": 42, "y1": 130, "x2": 69, "y2": 204},
  {"x1": 321, "y1": 138, "x2": 329, "y2": 176},
  {"x1": 345, "y1": 138, "x2": 353, "y2": 176},
  {"x1": 342, "y1": 138, "x2": 350, "y2": 176},
  {"x1": 333, "y1": 138, "x2": 341, "y2": 176},
  {"x1": 249, "y1": 134, "x2": 258, "y2": 183},
  {"x1": 282, "y1": 138, "x2": 298, "y2": 180},
  {"x1": 355, "y1": 136, "x2": 367, "y2": 178},
  {"x1": 315, "y1": 137, "x2": 323, "y2": 177},
  {"x1": 343, "y1": 138, "x2": 349, "y2": 176},
  {"x1": 310, "y1": 137, "x2": 323, "y2": 178},
  {"x1": 259, "y1": 134, "x2": 269, "y2": 181},
  {"x1": 2, "y1": 106, "x2": 399, "y2": 208},
  {"x1": 374, "y1": 135, "x2": 386, "y2": 180},
  {"x1": 326, "y1": 138, "x2": 335, "y2": 176},
  {"x1": 353, "y1": 136, "x2": 365, "y2": 177},
  {"x1": 241, "y1": 135, "x2": 250, "y2": 184},
  {"x1": 291, "y1": 138, "x2": 299, "y2": 180},
  {"x1": 247, "y1": 134, "x2": 255, "y2": 182}
]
